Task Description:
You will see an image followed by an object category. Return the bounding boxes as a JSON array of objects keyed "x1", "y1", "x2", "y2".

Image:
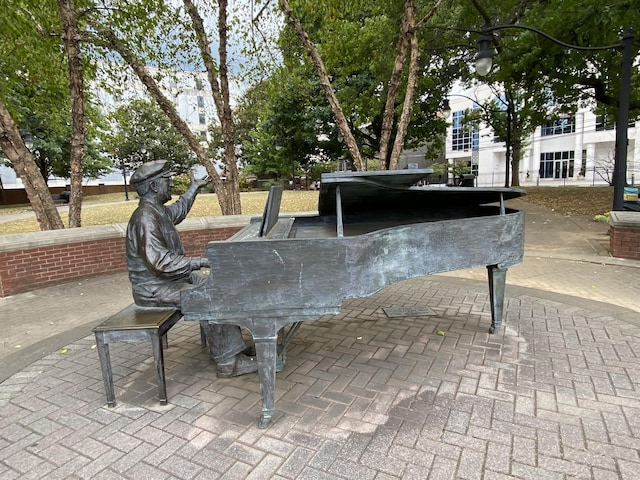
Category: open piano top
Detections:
[{"x1": 260, "y1": 169, "x2": 526, "y2": 239}]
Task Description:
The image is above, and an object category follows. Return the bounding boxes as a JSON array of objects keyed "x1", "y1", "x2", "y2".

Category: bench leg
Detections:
[
  {"x1": 95, "y1": 332, "x2": 116, "y2": 407},
  {"x1": 150, "y1": 331, "x2": 168, "y2": 405},
  {"x1": 199, "y1": 322, "x2": 207, "y2": 348}
]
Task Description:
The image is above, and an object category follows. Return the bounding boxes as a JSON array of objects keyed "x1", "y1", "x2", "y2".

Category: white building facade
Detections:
[{"x1": 445, "y1": 84, "x2": 640, "y2": 187}]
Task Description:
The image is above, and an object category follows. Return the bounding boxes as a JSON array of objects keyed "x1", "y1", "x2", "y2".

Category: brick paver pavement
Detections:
[
  {"x1": 2, "y1": 275, "x2": 640, "y2": 479},
  {"x1": 3, "y1": 198, "x2": 640, "y2": 478}
]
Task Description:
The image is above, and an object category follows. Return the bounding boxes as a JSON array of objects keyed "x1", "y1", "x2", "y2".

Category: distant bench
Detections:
[{"x1": 51, "y1": 191, "x2": 70, "y2": 204}]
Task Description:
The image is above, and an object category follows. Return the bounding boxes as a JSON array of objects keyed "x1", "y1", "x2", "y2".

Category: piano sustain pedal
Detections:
[{"x1": 382, "y1": 306, "x2": 437, "y2": 318}]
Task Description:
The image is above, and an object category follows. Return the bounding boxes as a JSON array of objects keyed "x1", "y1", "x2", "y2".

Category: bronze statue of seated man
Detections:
[{"x1": 126, "y1": 159, "x2": 257, "y2": 377}]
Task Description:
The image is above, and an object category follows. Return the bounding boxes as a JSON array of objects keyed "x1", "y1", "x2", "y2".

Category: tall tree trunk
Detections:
[
  {"x1": 382, "y1": 0, "x2": 443, "y2": 170},
  {"x1": 183, "y1": 0, "x2": 241, "y2": 214},
  {"x1": 0, "y1": 99, "x2": 64, "y2": 230},
  {"x1": 511, "y1": 123, "x2": 522, "y2": 187},
  {"x1": 58, "y1": 0, "x2": 85, "y2": 227},
  {"x1": 94, "y1": 24, "x2": 238, "y2": 215},
  {"x1": 379, "y1": 1, "x2": 412, "y2": 170},
  {"x1": 389, "y1": 8, "x2": 419, "y2": 170},
  {"x1": 279, "y1": 0, "x2": 365, "y2": 171}
]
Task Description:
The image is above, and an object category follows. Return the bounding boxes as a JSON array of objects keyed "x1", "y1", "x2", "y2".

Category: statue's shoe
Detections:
[
  {"x1": 216, "y1": 353, "x2": 284, "y2": 378},
  {"x1": 217, "y1": 353, "x2": 258, "y2": 378}
]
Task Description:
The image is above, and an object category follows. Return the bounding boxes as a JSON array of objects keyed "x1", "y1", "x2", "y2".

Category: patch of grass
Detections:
[
  {"x1": 0, "y1": 204, "x2": 34, "y2": 215},
  {"x1": 82, "y1": 192, "x2": 130, "y2": 204},
  {"x1": 0, "y1": 191, "x2": 320, "y2": 235}
]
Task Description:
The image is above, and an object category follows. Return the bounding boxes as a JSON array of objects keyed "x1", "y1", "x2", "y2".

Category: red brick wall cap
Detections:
[
  {"x1": 0, "y1": 215, "x2": 255, "y2": 253},
  {"x1": 609, "y1": 211, "x2": 640, "y2": 228}
]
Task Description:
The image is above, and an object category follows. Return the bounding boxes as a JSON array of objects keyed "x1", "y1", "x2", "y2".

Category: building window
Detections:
[
  {"x1": 596, "y1": 114, "x2": 635, "y2": 131},
  {"x1": 539, "y1": 151, "x2": 575, "y2": 179},
  {"x1": 452, "y1": 110, "x2": 479, "y2": 151},
  {"x1": 580, "y1": 149, "x2": 587, "y2": 177},
  {"x1": 197, "y1": 96, "x2": 205, "y2": 125},
  {"x1": 468, "y1": 160, "x2": 478, "y2": 177},
  {"x1": 195, "y1": 77, "x2": 203, "y2": 90},
  {"x1": 541, "y1": 117, "x2": 575, "y2": 136},
  {"x1": 596, "y1": 115, "x2": 615, "y2": 131}
]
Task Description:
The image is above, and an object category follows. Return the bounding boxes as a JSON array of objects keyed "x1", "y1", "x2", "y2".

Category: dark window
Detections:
[
  {"x1": 596, "y1": 114, "x2": 635, "y2": 131},
  {"x1": 452, "y1": 110, "x2": 479, "y2": 151},
  {"x1": 541, "y1": 117, "x2": 575, "y2": 136},
  {"x1": 539, "y1": 151, "x2": 575, "y2": 179},
  {"x1": 197, "y1": 96, "x2": 205, "y2": 124}
]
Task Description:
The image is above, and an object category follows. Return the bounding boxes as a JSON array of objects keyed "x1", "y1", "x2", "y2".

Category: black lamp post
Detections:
[
  {"x1": 291, "y1": 158, "x2": 295, "y2": 190},
  {"x1": 475, "y1": 24, "x2": 634, "y2": 211}
]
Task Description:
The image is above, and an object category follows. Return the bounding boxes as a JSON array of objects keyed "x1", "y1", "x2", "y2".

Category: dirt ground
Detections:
[{"x1": 517, "y1": 186, "x2": 615, "y2": 216}]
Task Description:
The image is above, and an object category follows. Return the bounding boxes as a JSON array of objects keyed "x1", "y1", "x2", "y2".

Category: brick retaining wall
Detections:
[
  {"x1": 609, "y1": 212, "x2": 640, "y2": 260},
  {"x1": 0, "y1": 215, "x2": 253, "y2": 298}
]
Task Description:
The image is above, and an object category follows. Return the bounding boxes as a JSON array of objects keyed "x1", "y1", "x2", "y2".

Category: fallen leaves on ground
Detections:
[{"x1": 517, "y1": 186, "x2": 614, "y2": 216}]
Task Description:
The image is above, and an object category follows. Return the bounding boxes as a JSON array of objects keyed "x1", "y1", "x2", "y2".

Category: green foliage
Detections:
[
  {"x1": 451, "y1": 159, "x2": 471, "y2": 177},
  {"x1": 16, "y1": 108, "x2": 110, "y2": 182},
  {"x1": 171, "y1": 174, "x2": 190, "y2": 195},
  {"x1": 430, "y1": 162, "x2": 446, "y2": 176},
  {"x1": 0, "y1": 1, "x2": 68, "y2": 123},
  {"x1": 452, "y1": 0, "x2": 640, "y2": 186},
  {"x1": 101, "y1": 99, "x2": 197, "y2": 174},
  {"x1": 469, "y1": 0, "x2": 640, "y2": 120},
  {"x1": 308, "y1": 161, "x2": 335, "y2": 183},
  {"x1": 240, "y1": 0, "x2": 461, "y2": 177},
  {"x1": 517, "y1": 0, "x2": 639, "y2": 112},
  {"x1": 237, "y1": 66, "x2": 343, "y2": 180},
  {"x1": 0, "y1": 0, "x2": 109, "y2": 182}
]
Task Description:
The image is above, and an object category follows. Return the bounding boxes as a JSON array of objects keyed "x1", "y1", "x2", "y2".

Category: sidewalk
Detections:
[{"x1": 1, "y1": 200, "x2": 640, "y2": 479}]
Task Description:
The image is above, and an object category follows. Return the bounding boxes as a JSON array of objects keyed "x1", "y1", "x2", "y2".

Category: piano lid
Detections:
[{"x1": 318, "y1": 169, "x2": 526, "y2": 215}]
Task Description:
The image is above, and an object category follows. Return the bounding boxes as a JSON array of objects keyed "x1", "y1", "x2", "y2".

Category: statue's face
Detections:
[{"x1": 152, "y1": 175, "x2": 173, "y2": 203}]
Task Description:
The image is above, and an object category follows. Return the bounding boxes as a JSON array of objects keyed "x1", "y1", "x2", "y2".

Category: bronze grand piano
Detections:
[{"x1": 181, "y1": 170, "x2": 525, "y2": 427}]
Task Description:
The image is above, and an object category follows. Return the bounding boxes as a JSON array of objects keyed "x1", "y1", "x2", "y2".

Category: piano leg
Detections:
[
  {"x1": 487, "y1": 265, "x2": 507, "y2": 334},
  {"x1": 253, "y1": 332, "x2": 278, "y2": 429}
]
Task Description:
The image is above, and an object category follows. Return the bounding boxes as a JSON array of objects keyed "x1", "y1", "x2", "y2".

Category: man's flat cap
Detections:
[{"x1": 130, "y1": 160, "x2": 172, "y2": 186}]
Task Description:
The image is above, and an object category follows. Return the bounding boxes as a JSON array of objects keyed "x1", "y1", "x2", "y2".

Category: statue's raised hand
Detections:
[{"x1": 191, "y1": 171, "x2": 210, "y2": 190}]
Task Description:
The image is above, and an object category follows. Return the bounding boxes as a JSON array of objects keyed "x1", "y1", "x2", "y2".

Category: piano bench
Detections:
[{"x1": 93, "y1": 304, "x2": 183, "y2": 408}]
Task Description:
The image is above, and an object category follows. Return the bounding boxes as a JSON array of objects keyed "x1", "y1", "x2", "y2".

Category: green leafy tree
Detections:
[
  {"x1": 0, "y1": 0, "x2": 69, "y2": 229},
  {"x1": 102, "y1": 99, "x2": 197, "y2": 175},
  {"x1": 6, "y1": 101, "x2": 110, "y2": 183},
  {"x1": 278, "y1": 0, "x2": 457, "y2": 170},
  {"x1": 0, "y1": 0, "x2": 104, "y2": 229},
  {"x1": 86, "y1": 0, "x2": 248, "y2": 215},
  {"x1": 237, "y1": 67, "x2": 343, "y2": 181}
]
